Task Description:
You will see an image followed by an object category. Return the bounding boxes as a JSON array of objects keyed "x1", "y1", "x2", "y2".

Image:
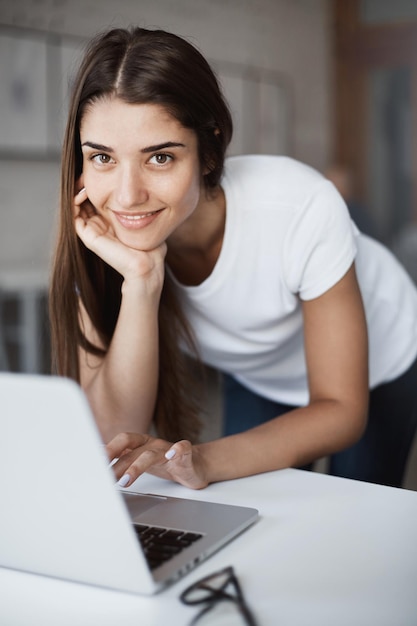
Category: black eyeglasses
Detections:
[{"x1": 180, "y1": 565, "x2": 258, "y2": 626}]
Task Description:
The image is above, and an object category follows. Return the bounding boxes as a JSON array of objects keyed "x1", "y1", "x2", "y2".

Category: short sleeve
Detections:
[{"x1": 282, "y1": 180, "x2": 358, "y2": 300}]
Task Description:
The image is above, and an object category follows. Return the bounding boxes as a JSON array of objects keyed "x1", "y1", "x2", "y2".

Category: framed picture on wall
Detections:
[{"x1": 0, "y1": 31, "x2": 50, "y2": 155}]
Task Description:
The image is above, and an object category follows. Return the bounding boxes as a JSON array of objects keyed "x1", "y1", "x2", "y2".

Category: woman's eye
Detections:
[
  {"x1": 91, "y1": 153, "x2": 113, "y2": 165},
  {"x1": 149, "y1": 153, "x2": 172, "y2": 165}
]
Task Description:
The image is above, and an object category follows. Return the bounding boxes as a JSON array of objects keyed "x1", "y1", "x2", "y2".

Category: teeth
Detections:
[{"x1": 121, "y1": 212, "x2": 155, "y2": 220}]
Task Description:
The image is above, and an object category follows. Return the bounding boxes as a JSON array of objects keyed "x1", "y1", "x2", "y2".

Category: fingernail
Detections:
[
  {"x1": 117, "y1": 474, "x2": 130, "y2": 488},
  {"x1": 165, "y1": 449, "x2": 176, "y2": 460},
  {"x1": 77, "y1": 187, "x2": 86, "y2": 195}
]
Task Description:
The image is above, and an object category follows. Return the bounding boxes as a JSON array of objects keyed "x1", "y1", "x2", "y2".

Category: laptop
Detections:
[{"x1": 0, "y1": 372, "x2": 258, "y2": 595}]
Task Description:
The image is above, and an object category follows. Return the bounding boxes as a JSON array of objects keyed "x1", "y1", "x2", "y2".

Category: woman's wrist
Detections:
[
  {"x1": 194, "y1": 440, "x2": 230, "y2": 484},
  {"x1": 121, "y1": 274, "x2": 164, "y2": 304}
]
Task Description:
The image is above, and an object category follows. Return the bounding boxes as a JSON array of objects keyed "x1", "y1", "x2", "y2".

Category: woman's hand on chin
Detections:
[
  {"x1": 106, "y1": 432, "x2": 209, "y2": 490},
  {"x1": 73, "y1": 187, "x2": 166, "y2": 290}
]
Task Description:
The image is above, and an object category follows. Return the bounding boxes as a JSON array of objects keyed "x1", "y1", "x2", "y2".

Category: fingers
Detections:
[
  {"x1": 74, "y1": 187, "x2": 97, "y2": 223},
  {"x1": 106, "y1": 432, "x2": 149, "y2": 464},
  {"x1": 73, "y1": 188, "x2": 93, "y2": 232},
  {"x1": 106, "y1": 432, "x2": 173, "y2": 488},
  {"x1": 107, "y1": 435, "x2": 208, "y2": 490},
  {"x1": 161, "y1": 440, "x2": 209, "y2": 489},
  {"x1": 72, "y1": 185, "x2": 167, "y2": 284},
  {"x1": 116, "y1": 448, "x2": 168, "y2": 487},
  {"x1": 73, "y1": 190, "x2": 113, "y2": 254},
  {"x1": 135, "y1": 438, "x2": 208, "y2": 490},
  {"x1": 74, "y1": 186, "x2": 88, "y2": 209},
  {"x1": 73, "y1": 187, "x2": 86, "y2": 225},
  {"x1": 164, "y1": 439, "x2": 192, "y2": 462}
]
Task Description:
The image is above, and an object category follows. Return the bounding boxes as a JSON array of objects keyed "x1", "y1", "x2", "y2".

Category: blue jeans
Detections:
[{"x1": 221, "y1": 356, "x2": 417, "y2": 487}]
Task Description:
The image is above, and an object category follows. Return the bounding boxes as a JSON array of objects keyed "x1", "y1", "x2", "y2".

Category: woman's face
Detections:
[{"x1": 79, "y1": 98, "x2": 203, "y2": 251}]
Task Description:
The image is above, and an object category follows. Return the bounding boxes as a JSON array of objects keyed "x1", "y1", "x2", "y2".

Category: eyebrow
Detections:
[{"x1": 81, "y1": 141, "x2": 186, "y2": 153}]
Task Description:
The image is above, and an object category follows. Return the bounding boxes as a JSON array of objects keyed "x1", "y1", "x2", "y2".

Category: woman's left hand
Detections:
[{"x1": 106, "y1": 433, "x2": 209, "y2": 490}]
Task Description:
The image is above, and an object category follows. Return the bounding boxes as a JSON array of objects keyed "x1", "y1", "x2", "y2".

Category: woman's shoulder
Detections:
[
  {"x1": 223, "y1": 155, "x2": 329, "y2": 204},
  {"x1": 225, "y1": 154, "x2": 323, "y2": 178}
]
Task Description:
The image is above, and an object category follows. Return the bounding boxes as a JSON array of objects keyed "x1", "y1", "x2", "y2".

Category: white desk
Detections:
[{"x1": 1, "y1": 469, "x2": 417, "y2": 626}]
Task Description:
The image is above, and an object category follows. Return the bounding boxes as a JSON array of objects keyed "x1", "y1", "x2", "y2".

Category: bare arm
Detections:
[
  {"x1": 75, "y1": 188, "x2": 166, "y2": 442},
  {"x1": 107, "y1": 264, "x2": 369, "y2": 488},
  {"x1": 197, "y1": 264, "x2": 369, "y2": 480}
]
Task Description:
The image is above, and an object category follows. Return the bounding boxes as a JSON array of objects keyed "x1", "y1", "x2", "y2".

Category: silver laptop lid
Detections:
[
  {"x1": 0, "y1": 373, "x2": 156, "y2": 594},
  {"x1": 0, "y1": 373, "x2": 258, "y2": 595}
]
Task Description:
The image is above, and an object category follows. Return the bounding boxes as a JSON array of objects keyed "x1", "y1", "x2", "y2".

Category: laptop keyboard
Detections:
[{"x1": 133, "y1": 523, "x2": 203, "y2": 570}]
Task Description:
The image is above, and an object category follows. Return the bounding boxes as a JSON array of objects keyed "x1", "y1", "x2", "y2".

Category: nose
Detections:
[{"x1": 116, "y1": 164, "x2": 149, "y2": 209}]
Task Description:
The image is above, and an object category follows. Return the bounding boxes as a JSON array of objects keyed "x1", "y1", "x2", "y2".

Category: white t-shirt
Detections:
[{"x1": 173, "y1": 155, "x2": 417, "y2": 407}]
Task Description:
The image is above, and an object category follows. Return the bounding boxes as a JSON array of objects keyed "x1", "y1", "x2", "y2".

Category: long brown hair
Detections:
[{"x1": 49, "y1": 27, "x2": 233, "y2": 442}]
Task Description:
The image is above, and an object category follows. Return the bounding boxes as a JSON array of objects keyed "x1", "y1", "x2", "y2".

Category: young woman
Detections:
[{"x1": 50, "y1": 26, "x2": 417, "y2": 490}]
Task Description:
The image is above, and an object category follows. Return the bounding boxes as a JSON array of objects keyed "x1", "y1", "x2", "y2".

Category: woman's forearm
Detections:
[
  {"x1": 80, "y1": 279, "x2": 161, "y2": 442},
  {"x1": 196, "y1": 398, "x2": 367, "y2": 483},
  {"x1": 104, "y1": 397, "x2": 368, "y2": 490}
]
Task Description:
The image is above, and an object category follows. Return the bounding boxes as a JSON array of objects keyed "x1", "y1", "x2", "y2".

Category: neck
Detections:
[{"x1": 166, "y1": 186, "x2": 225, "y2": 286}]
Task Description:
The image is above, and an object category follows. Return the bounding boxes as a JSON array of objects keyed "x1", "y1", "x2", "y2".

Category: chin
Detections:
[{"x1": 117, "y1": 231, "x2": 161, "y2": 252}]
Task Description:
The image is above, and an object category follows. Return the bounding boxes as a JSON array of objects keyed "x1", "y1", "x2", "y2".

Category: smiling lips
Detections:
[{"x1": 112, "y1": 208, "x2": 164, "y2": 229}]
